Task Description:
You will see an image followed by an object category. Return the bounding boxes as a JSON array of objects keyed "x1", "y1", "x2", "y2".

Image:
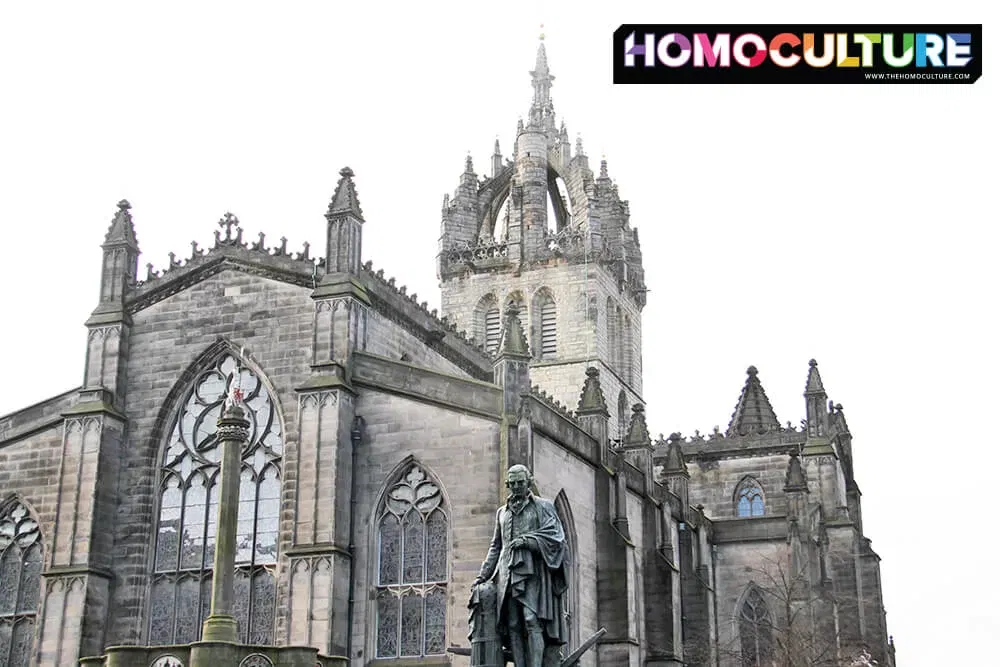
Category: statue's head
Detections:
[{"x1": 505, "y1": 464, "x2": 532, "y2": 499}]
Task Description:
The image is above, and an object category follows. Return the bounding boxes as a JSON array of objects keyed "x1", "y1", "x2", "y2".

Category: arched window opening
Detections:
[
  {"x1": 606, "y1": 298, "x2": 618, "y2": 374},
  {"x1": 554, "y1": 492, "x2": 579, "y2": 651},
  {"x1": 739, "y1": 587, "x2": 773, "y2": 666},
  {"x1": 150, "y1": 354, "x2": 281, "y2": 645},
  {"x1": 735, "y1": 478, "x2": 766, "y2": 518},
  {"x1": 614, "y1": 307, "x2": 624, "y2": 374},
  {"x1": 623, "y1": 315, "x2": 634, "y2": 385},
  {"x1": 617, "y1": 391, "x2": 628, "y2": 444},
  {"x1": 554, "y1": 176, "x2": 573, "y2": 217},
  {"x1": 0, "y1": 500, "x2": 41, "y2": 667},
  {"x1": 491, "y1": 193, "x2": 511, "y2": 242},
  {"x1": 374, "y1": 465, "x2": 449, "y2": 659},
  {"x1": 546, "y1": 192, "x2": 559, "y2": 234},
  {"x1": 475, "y1": 294, "x2": 501, "y2": 355}
]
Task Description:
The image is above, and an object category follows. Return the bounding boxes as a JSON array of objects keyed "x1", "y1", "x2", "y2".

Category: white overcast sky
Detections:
[{"x1": 0, "y1": 1, "x2": 995, "y2": 663}]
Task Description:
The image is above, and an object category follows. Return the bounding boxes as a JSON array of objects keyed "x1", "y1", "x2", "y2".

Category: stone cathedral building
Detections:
[{"x1": 0, "y1": 41, "x2": 893, "y2": 667}]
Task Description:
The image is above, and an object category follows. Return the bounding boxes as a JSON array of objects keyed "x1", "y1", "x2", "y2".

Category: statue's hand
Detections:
[
  {"x1": 471, "y1": 575, "x2": 485, "y2": 590},
  {"x1": 512, "y1": 536, "x2": 535, "y2": 552}
]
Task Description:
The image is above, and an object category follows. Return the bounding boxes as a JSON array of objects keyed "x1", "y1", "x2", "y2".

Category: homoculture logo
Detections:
[{"x1": 613, "y1": 25, "x2": 982, "y2": 84}]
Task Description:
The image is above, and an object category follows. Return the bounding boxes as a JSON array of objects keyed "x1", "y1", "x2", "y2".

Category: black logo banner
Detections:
[{"x1": 613, "y1": 24, "x2": 982, "y2": 84}]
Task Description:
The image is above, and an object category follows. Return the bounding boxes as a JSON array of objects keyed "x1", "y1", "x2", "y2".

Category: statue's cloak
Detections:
[{"x1": 479, "y1": 494, "x2": 568, "y2": 645}]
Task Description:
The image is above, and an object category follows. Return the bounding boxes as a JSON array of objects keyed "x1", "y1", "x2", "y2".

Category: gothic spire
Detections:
[
  {"x1": 497, "y1": 303, "x2": 530, "y2": 358},
  {"x1": 103, "y1": 199, "x2": 139, "y2": 250},
  {"x1": 624, "y1": 403, "x2": 652, "y2": 447},
  {"x1": 492, "y1": 139, "x2": 503, "y2": 176},
  {"x1": 531, "y1": 34, "x2": 554, "y2": 109},
  {"x1": 528, "y1": 32, "x2": 556, "y2": 131},
  {"x1": 805, "y1": 358, "x2": 825, "y2": 394},
  {"x1": 326, "y1": 166, "x2": 364, "y2": 222},
  {"x1": 662, "y1": 433, "x2": 688, "y2": 475},
  {"x1": 804, "y1": 359, "x2": 829, "y2": 438},
  {"x1": 726, "y1": 366, "x2": 781, "y2": 437}
]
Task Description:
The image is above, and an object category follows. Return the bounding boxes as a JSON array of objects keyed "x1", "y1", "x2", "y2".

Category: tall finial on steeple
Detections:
[{"x1": 530, "y1": 25, "x2": 555, "y2": 117}]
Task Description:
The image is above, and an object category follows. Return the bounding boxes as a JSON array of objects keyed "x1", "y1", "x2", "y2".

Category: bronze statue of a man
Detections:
[{"x1": 473, "y1": 465, "x2": 568, "y2": 667}]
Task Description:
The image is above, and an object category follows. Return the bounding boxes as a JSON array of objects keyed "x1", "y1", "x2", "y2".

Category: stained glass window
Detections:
[
  {"x1": 150, "y1": 354, "x2": 281, "y2": 645},
  {"x1": 0, "y1": 500, "x2": 41, "y2": 667},
  {"x1": 739, "y1": 587, "x2": 773, "y2": 666},
  {"x1": 736, "y1": 478, "x2": 766, "y2": 518},
  {"x1": 375, "y1": 465, "x2": 448, "y2": 659}
]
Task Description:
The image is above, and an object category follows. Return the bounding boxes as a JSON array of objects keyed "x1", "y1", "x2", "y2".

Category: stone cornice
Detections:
[
  {"x1": 0, "y1": 387, "x2": 78, "y2": 446},
  {"x1": 352, "y1": 352, "x2": 501, "y2": 420}
]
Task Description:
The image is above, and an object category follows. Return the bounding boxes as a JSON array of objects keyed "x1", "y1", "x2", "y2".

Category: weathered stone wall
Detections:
[
  {"x1": 441, "y1": 263, "x2": 642, "y2": 437},
  {"x1": 688, "y1": 453, "x2": 791, "y2": 520},
  {"x1": 363, "y1": 307, "x2": 468, "y2": 376},
  {"x1": 347, "y1": 388, "x2": 501, "y2": 667},
  {"x1": 109, "y1": 270, "x2": 318, "y2": 644},
  {"x1": 712, "y1": 540, "x2": 789, "y2": 667},
  {"x1": 533, "y1": 434, "x2": 599, "y2": 667}
]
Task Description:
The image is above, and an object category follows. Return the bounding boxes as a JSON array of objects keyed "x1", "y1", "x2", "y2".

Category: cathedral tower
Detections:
[{"x1": 437, "y1": 37, "x2": 647, "y2": 439}]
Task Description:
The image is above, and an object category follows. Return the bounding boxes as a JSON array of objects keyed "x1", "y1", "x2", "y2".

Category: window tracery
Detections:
[
  {"x1": 0, "y1": 500, "x2": 41, "y2": 667},
  {"x1": 739, "y1": 587, "x2": 773, "y2": 666},
  {"x1": 735, "y1": 478, "x2": 766, "y2": 518},
  {"x1": 150, "y1": 354, "x2": 281, "y2": 645},
  {"x1": 375, "y1": 465, "x2": 448, "y2": 658}
]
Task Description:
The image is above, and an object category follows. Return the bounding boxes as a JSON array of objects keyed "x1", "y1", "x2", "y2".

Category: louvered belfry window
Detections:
[
  {"x1": 485, "y1": 307, "x2": 501, "y2": 354},
  {"x1": 540, "y1": 297, "x2": 557, "y2": 359},
  {"x1": 375, "y1": 465, "x2": 449, "y2": 659},
  {"x1": 0, "y1": 501, "x2": 42, "y2": 667},
  {"x1": 149, "y1": 354, "x2": 281, "y2": 645}
]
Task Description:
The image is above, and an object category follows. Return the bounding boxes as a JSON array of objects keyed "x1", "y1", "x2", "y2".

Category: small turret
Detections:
[
  {"x1": 89, "y1": 199, "x2": 140, "y2": 324},
  {"x1": 494, "y1": 304, "x2": 531, "y2": 415},
  {"x1": 661, "y1": 432, "x2": 690, "y2": 507},
  {"x1": 804, "y1": 359, "x2": 828, "y2": 438},
  {"x1": 324, "y1": 167, "x2": 364, "y2": 276},
  {"x1": 492, "y1": 139, "x2": 503, "y2": 177}
]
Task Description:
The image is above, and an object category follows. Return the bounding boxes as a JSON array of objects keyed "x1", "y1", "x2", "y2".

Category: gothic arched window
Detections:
[
  {"x1": 739, "y1": 587, "x2": 773, "y2": 666},
  {"x1": 735, "y1": 478, "x2": 766, "y2": 518},
  {"x1": 374, "y1": 465, "x2": 448, "y2": 659},
  {"x1": 554, "y1": 492, "x2": 578, "y2": 651},
  {"x1": 606, "y1": 298, "x2": 618, "y2": 374},
  {"x1": 475, "y1": 294, "x2": 501, "y2": 356},
  {"x1": 150, "y1": 354, "x2": 282, "y2": 645},
  {"x1": 623, "y1": 315, "x2": 633, "y2": 385},
  {"x1": 0, "y1": 500, "x2": 41, "y2": 667},
  {"x1": 617, "y1": 390, "x2": 628, "y2": 444}
]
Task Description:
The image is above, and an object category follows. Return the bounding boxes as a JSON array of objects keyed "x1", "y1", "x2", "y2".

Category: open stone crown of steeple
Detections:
[{"x1": 437, "y1": 35, "x2": 647, "y2": 308}]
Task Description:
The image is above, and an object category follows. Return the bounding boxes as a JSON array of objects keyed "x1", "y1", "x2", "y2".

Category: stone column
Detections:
[{"x1": 201, "y1": 402, "x2": 249, "y2": 642}]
